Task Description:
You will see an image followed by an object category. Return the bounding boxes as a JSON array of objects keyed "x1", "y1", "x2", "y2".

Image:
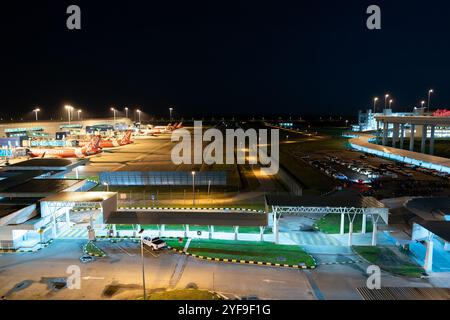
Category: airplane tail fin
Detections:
[
  {"x1": 86, "y1": 135, "x2": 101, "y2": 152},
  {"x1": 176, "y1": 122, "x2": 183, "y2": 129},
  {"x1": 120, "y1": 130, "x2": 132, "y2": 144}
]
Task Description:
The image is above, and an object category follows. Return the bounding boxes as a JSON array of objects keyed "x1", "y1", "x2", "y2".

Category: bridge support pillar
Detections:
[
  {"x1": 209, "y1": 226, "x2": 214, "y2": 239},
  {"x1": 273, "y1": 212, "x2": 279, "y2": 244},
  {"x1": 361, "y1": 214, "x2": 367, "y2": 234},
  {"x1": 65, "y1": 208, "x2": 71, "y2": 228},
  {"x1": 371, "y1": 222, "x2": 377, "y2": 246},
  {"x1": 421, "y1": 125, "x2": 427, "y2": 153},
  {"x1": 399, "y1": 124, "x2": 405, "y2": 149},
  {"x1": 347, "y1": 221, "x2": 353, "y2": 246},
  {"x1": 392, "y1": 123, "x2": 399, "y2": 148},
  {"x1": 340, "y1": 213, "x2": 345, "y2": 235},
  {"x1": 429, "y1": 125, "x2": 435, "y2": 155},
  {"x1": 409, "y1": 124, "x2": 415, "y2": 151},
  {"x1": 259, "y1": 226, "x2": 264, "y2": 241},
  {"x1": 382, "y1": 122, "x2": 388, "y2": 146},
  {"x1": 184, "y1": 224, "x2": 189, "y2": 237},
  {"x1": 425, "y1": 238, "x2": 434, "y2": 272}
]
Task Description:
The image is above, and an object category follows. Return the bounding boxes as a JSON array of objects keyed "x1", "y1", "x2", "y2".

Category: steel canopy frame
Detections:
[{"x1": 270, "y1": 205, "x2": 389, "y2": 246}]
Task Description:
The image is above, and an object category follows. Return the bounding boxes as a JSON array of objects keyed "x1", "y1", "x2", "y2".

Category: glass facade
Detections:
[{"x1": 99, "y1": 171, "x2": 227, "y2": 186}]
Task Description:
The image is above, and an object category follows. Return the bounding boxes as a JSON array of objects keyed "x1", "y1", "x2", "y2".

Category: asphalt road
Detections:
[{"x1": 0, "y1": 239, "x2": 435, "y2": 300}]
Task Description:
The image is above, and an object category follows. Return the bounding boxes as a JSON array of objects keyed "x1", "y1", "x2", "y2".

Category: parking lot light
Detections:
[{"x1": 138, "y1": 228, "x2": 147, "y2": 300}]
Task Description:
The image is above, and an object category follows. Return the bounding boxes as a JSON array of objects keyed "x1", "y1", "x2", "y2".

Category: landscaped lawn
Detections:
[
  {"x1": 353, "y1": 246, "x2": 424, "y2": 277},
  {"x1": 115, "y1": 224, "x2": 136, "y2": 231},
  {"x1": 148, "y1": 289, "x2": 221, "y2": 300},
  {"x1": 165, "y1": 238, "x2": 315, "y2": 267},
  {"x1": 85, "y1": 241, "x2": 106, "y2": 256},
  {"x1": 314, "y1": 213, "x2": 373, "y2": 234}
]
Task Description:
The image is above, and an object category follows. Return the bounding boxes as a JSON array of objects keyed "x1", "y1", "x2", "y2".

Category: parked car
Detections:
[{"x1": 142, "y1": 237, "x2": 167, "y2": 250}]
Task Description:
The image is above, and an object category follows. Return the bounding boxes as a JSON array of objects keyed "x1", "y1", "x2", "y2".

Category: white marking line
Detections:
[
  {"x1": 262, "y1": 279, "x2": 286, "y2": 284},
  {"x1": 183, "y1": 238, "x2": 191, "y2": 253},
  {"x1": 82, "y1": 276, "x2": 105, "y2": 280},
  {"x1": 143, "y1": 246, "x2": 158, "y2": 257},
  {"x1": 113, "y1": 243, "x2": 135, "y2": 257}
]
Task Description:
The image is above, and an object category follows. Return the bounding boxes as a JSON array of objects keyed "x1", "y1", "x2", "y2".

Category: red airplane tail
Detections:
[
  {"x1": 120, "y1": 130, "x2": 133, "y2": 144},
  {"x1": 86, "y1": 135, "x2": 102, "y2": 152}
]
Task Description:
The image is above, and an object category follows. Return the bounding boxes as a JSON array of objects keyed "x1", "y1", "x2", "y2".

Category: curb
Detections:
[
  {"x1": 0, "y1": 240, "x2": 53, "y2": 253},
  {"x1": 169, "y1": 247, "x2": 316, "y2": 269},
  {"x1": 83, "y1": 241, "x2": 106, "y2": 257},
  {"x1": 318, "y1": 260, "x2": 362, "y2": 266}
]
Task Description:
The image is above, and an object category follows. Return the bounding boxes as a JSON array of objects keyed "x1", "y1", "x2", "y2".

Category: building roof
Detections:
[
  {"x1": 375, "y1": 115, "x2": 450, "y2": 126},
  {"x1": 0, "y1": 179, "x2": 84, "y2": 197},
  {"x1": 406, "y1": 197, "x2": 450, "y2": 220},
  {"x1": 40, "y1": 191, "x2": 117, "y2": 203},
  {"x1": 106, "y1": 209, "x2": 267, "y2": 227},
  {"x1": 265, "y1": 191, "x2": 385, "y2": 208},
  {"x1": 416, "y1": 220, "x2": 450, "y2": 243},
  {"x1": 5, "y1": 158, "x2": 88, "y2": 171}
]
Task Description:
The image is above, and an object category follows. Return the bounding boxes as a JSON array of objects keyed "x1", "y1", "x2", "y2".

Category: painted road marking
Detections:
[
  {"x1": 262, "y1": 279, "x2": 286, "y2": 284},
  {"x1": 114, "y1": 243, "x2": 135, "y2": 257},
  {"x1": 183, "y1": 238, "x2": 191, "y2": 253},
  {"x1": 82, "y1": 276, "x2": 105, "y2": 280}
]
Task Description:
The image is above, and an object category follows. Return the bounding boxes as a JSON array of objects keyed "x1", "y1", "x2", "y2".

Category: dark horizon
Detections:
[{"x1": 1, "y1": 1, "x2": 450, "y2": 119}]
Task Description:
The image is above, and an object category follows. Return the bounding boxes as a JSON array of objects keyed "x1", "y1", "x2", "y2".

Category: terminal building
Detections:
[
  {"x1": 353, "y1": 108, "x2": 450, "y2": 140},
  {"x1": 0, "y1": 158, "x2": 96, "y2": 251}
]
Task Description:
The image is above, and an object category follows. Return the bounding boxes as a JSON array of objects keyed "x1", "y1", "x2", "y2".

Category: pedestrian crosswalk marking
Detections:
[{"x1": 57, "y1": 228, "x2": 88, "y2": 239}]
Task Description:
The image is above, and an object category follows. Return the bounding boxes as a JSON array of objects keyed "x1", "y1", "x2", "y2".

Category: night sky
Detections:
[{"x1": 1, "y1": 0, "x2": 450, "y2": 120}]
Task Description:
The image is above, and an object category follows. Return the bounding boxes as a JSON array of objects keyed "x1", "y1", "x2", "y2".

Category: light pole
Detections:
[
  {"x1": 191, "y1": 171, "x2": 196, "y2": 206},
  {"x1": 421, "y1": 100, "x2": 426, "y2": 109},
  {"x1": 137, "y1": 109, "x2": 141, "y2": 123},
  {"x1": 111, "y1": 107, "x2": 116, "y2": 123},
  {"x1": 65, "y1": 105, "x2": 73, "y2": 124},
  {"x1": 389, "y1": 99, "x2": 393, "y2": 109},
  {"x1": 33, "y1": 108, "x2": 40, "y2": 121},
  {"x1": 125, "y1": 107, "x2": 129, "y2": 119},
  {"x1": 169, "y1": 107, "x2": 173, "y2": 121},
  {"x1": 384, "y1": 94, "x2": 389, "y2": 110},
  {"x1": 78, "y1": 109, "x2": 82, "y2": 120},
  {"x1": 373, "y1": 97, "x2": 379, "y2": 113},
  {"x1": 138, "y1": 228, "x2": 147, "y2": 300},
  {"x1": 428, "y1": 89, "x2": 434, "y2": 110},
  {"x1": 103, "y1": 182, "x2": 109, "y2": 192}
]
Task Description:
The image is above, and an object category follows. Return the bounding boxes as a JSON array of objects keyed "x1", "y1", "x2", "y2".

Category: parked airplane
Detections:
[
  {"x1": 78, "y1": 130, "x2": 133, "y2": 148},
  {"x1": 27, "y1": 136, "x2": 102, "y2": 158}
]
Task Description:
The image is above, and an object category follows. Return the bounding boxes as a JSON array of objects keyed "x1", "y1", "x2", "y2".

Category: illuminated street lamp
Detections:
[
  {"x1": 65, "y1": 105, "x2": 73, "y2": 124},
  {"x1": 136, "y1": 109, "x2": 141, "y2": 123},
  {"x1": 384, "y1": 94, "x2": 389, "y2": 110},
  {"x1": 33, "y1": 108, "x2": 40, "y2": 121},
  {"x1": 191, "y1": 171, "x2": 196, "y2": 206},
  {"x1": 124, "y1": 107, "x2": 129, "y2": 118},
  {"x1": 169, "y1": 107, "x2": 173, "y2": 121},
  {"x1": 110, "y1": 107, "x2": 116, "y2": 123},
  {"x1": 138, "y1": 228, "x2": 147, "y2": 300},
  {"x1": 77, "y1": 109, "x2": 82, "y2": 120},
  {"x1": 389, "y1": 99, "x2": 393, "y2": 109},
  {"x1": 421, "y1": 100, "x2": 426, "y2": 109},
  {"x1": 373, "y1": 97, "x2": 379, "y2": 113},
  {"x1": 428, "y1": 89, "x2": 434, "y2": 110}
]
